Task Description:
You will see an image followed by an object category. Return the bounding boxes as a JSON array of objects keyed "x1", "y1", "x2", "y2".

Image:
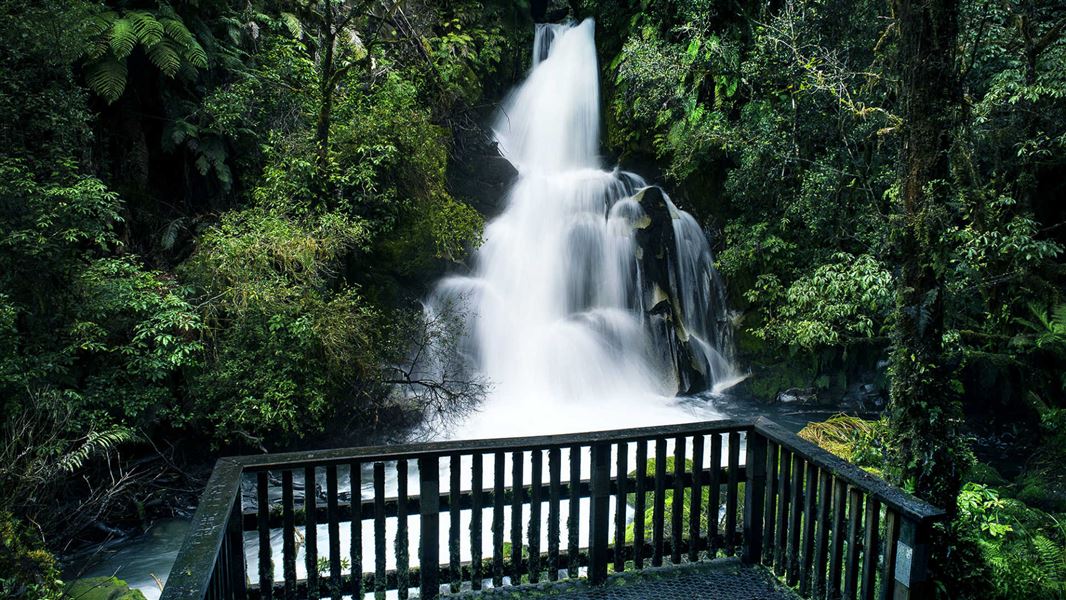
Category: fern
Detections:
[
  {"x1": 146, "y1": 40, "x2": 182, "y2": 77},
  {"x1": 55, "y1": 427, "x2": 138, "y2": 474},
  {"x1": 160, "y1": 17, "x2": 208, "y2": 68},
  {"x1": 280, "y1": 12, "x2": 303, "y2": 39},
  {"x1": 84, "y1": 57, "x2": 128, "y2": 103},
  {"x1": 81, "y1": 8, "x2": 208, "y2": 103},
  {"x1": 127, "y1": 10, "x2": 164, "y2": 47},
  {"x1": 1034, "y1": 534, "x2": 1066, "y2": 586},
  {"x1": 109, "y1": 17, "x2": 137, "y2": 59}
]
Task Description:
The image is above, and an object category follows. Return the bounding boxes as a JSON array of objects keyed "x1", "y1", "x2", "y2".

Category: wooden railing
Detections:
[{"x1": 160, "y1": 417, "x2": 945, "y2": 600}]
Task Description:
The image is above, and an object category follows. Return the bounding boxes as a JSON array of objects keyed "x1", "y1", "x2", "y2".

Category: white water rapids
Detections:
[{"x1": 426, "y1": 20, "x2": 740, "y2": 439}]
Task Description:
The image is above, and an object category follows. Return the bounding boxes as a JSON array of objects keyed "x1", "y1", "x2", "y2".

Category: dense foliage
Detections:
[
  {"x1": 0, "y1": 0, "x2": 528, "y2": 576},
  {"x1": 1, "y1": 0, "x2": 1064, "y2": 597}
]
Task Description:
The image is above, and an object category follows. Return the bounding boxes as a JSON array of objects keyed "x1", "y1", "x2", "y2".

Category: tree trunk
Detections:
[
  {"x1": 888, "y1": 0, "x2": 967, "y2": 513},
  {"x1": 315, "y1": 0, "x2": 336, "y2": 206}
]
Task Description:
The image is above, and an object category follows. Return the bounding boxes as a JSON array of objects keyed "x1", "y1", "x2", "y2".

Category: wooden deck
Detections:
[
  {"x1": 160, "y1": 418, "x2": 945, "y2": 600},
  {"x1": 457, "y1": 559, "x2": 799, "y2": 599}
]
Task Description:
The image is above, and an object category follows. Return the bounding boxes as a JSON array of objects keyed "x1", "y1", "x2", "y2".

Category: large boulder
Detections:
[{"x1": 630, "y1": 186, "x2": 708, "y2": 394}]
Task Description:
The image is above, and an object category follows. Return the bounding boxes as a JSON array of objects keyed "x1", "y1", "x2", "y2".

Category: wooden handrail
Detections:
[
  {"x1": 753, "y1": 417, "x2": 945, "y2": 523},
  {"x1": 227, "y1": 419, "x2": 753, "y2": 471},
  {"x1": 161, "y1": 417, "x2": 947, "y2": 600}
]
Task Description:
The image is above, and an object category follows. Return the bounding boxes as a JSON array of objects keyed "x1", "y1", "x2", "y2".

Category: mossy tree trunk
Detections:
[{"x1": 887, "y1": 0, "x2": 969, "y2": 513}]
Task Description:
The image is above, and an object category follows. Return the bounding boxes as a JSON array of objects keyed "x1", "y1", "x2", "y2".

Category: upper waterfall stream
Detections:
[{"x1": 425, "y1": 20, "x2": 741, "y2": 439}]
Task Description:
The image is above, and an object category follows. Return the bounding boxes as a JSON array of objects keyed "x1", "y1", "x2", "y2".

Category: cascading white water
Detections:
[{"x1": 427, "y1": 19, "x2": 740, "y2": 439}]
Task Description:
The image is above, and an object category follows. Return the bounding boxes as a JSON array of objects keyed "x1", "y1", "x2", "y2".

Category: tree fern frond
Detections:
[
  {"x1": 159, "y1": 17, "x2": 208, "y2": 68},
  {"x1": 56, "y1": 427, "x2": 138, "y2": 474},
  {"x1": 160, "y1": 17, "x2": 195, "y2": 48},
  {"x1": 109, "y1": 17, "x2": 137, "y2": 59},
  {"x1": 1033, "y1": 535, "x2": 1066, "y2": 581},
  {"x1": 127, "y1": 10, "x2": 164, "y2": 47},
  {"x1": 280, "y1": 12, "x2": 303, "y2": 39},
  {"x1": 183, "y1": 39, "x2": 209, "y2": 69},
  {"x1": 84, "y1": 57, "x2": 128, "y2": 103},
  {"x1": 84, "y1": 36, "x2": 111, "y2": 61},
  {"x1": 1052, "y1": 303, "x2": 1066, "y2": 333},
  {"x1": 86, "y1": 10, "x2": 118, "y2": 36},
  {"x1": 146, "y1": 40, "x2": 182, "y2": 77}
]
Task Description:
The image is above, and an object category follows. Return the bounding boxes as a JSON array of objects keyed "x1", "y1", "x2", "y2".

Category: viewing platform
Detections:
[{"x1": 160, "y1": 418, "x2": 944, "y2": 600}]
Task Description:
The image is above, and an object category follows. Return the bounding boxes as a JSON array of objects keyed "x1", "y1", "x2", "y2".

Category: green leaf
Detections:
[
  {"x1": 146, "y1": 40, "x2": 181, "y2": 77},
  {"x1": 109, "y1": 17, "x2": 137, "y2": 59},
  {"x1": 280, "y1": 12, "x2": 303, "y2": 39},
  {"x1": 127, "y1": 10, "x2": 163, "y2": 47},
  {"x1": 84, "y1": 57, "x2": 128, "y2": 103}
]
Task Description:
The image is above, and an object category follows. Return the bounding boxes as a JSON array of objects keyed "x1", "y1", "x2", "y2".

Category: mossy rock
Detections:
[
  {"x1": 622, "y1": 457, "x2": 743, "y2": 554},
  {"x1": 745, "y1": 361, "x2": 817, "y2": 402},
  {"x1": 1014, "y1": 472, "x2": 1066, "y2": 513},
  {"x1": 966, "y1": 462, "x2": 1007, "y2": 486},
  {"x1": 65, "y1": 577, "x2": 147, "y2": 600}
]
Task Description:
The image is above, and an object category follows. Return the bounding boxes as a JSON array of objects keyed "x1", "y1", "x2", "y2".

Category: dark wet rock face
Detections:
[
  {"x1": 447, "y1": 136, "x2": 517, "y2": 219},
  {"x1": 631, "y1": 186, "x2": 715, "y2": 395}
]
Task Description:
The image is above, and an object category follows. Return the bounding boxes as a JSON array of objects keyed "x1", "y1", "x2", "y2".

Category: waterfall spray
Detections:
[{"x1": 425, "y1": 20, "x2": 740, "y2": 438}]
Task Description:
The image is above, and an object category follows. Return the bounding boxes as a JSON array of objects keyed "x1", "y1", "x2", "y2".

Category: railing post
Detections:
[
  {"x1": 742, "y1": 429, "x2": 767, "y2": 565},
  {"x1": 892, "y1": 517, "x2": 932, "y2": 600},
  {"x1": 227, "y1": 493, "x2": 248, "y2": 600},
  {"x1": 419, "y1": 456, "x2": 440, "y2": 599},
  {"x1": 589, "y1": 443, "x2": 611, "y2": 585}
]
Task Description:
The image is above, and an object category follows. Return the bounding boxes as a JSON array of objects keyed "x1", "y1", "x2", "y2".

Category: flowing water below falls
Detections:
[{"x1": 424, "y1": 20, "x2": 741, "y2": 439}]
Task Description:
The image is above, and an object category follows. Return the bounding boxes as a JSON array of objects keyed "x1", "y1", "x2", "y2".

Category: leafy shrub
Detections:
[{"x1": 0, "y1": 512, "x2": 62, "y2": 600}]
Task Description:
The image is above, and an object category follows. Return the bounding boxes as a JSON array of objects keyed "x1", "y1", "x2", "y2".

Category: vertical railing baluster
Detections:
[
  {"x1": 633, "y1": 440, "x2": 647, "y2": 569},
  {"x1": 510, "y1": 450, "x2": 524, "y2": 585},
  {"x1": 589, "y1": 443, "x2": 611, "y2": 585},
  {"x1": 373, "y1": 462, "x2": 386, "y2": 598},
  {"x1": 708, "y1": 433, "x2": 722, "y2": 557},
  {"x1": 326, "y1": 466, "x2": 341, "y2": 600},
  {"x1": 396, "y1": 459, "x2": 410, "y2": 599},
  {"x1": 814, "y1": 468, "x2": 832, "y2": 599},
  {"x1": 688, "y1": 435, "x2": 704, "y2": 562},
  {"x1": 449, "y1": 455, "x2": 461, "y2": 593},
  {"x1": 652, "y1": 438, "x2": 667, "y2": 567},
  {"x1": 829, "y1": 477, "x2": 847, "y2": 600},
  {"x1": 671, "y1": 436, "x2": 686, "y2": 564},
  {"x1": 282, "y1": 470, "x2": 296, "y2": 600},
  {"x1": 567, "y1": 445, "x2": 581, "y2": 578},
  {"x1": 548, "y1": 448, "x2": 561, "y2": 581},
  {"x1": 879, "y1": 509, "x2": 900, "y2": 600},
  {"x1": 860, "y1": 498, "x2": 881, "y2": 600},
  {"x1": 725, "y1": 431, "x2": 740, "y2": 556},
  {"x1": 800, "y1": 462, "x2": 818, "y2": 595},
  {"x1": 743, "y1": 430, "x2": 767, "y2": 566},
  {"x1": 787, "y1": 453, "x2": 802, "y2": 584},
  {"x1": 305, "y1": 466, "x2": 318, "y2": 600},
  {"x1": 493, "y1": 451, "x2": 505, "y2": 587},
  {"x1": 349, "y1": 462, "x2": 362, "y2": 600},
  {"x1": 257, "y1": 472, "x2": 272, "y2": 600},
  {"x1": 529, "y1": 449, "x2": 543, "y2": 583},
  {"x1": 471, "y1": 453, "x2": 484, "y2": 591},
  {"x1": 844, "y1": 487, "x2": 864, "y2": 600},
  {"x1": 227, "y1": 493, "x2": 248, "y2": 600},
  {"x1": 614, "y1": 442, "x2": 628, "y2": 572},
  {"x1": 762, "y1": 441, "x2": 779, "y2": 565},
  {"x1": 419, "y1": 456, "x2": 441, "y2": 599},
  {"x1": 773, "y1": 448, "x2": 792, "y2": 575}
]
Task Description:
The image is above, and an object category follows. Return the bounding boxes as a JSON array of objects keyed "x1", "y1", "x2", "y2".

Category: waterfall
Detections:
[{"x1": 425, "y1": 19, "x2": 740, "y2": 439}]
